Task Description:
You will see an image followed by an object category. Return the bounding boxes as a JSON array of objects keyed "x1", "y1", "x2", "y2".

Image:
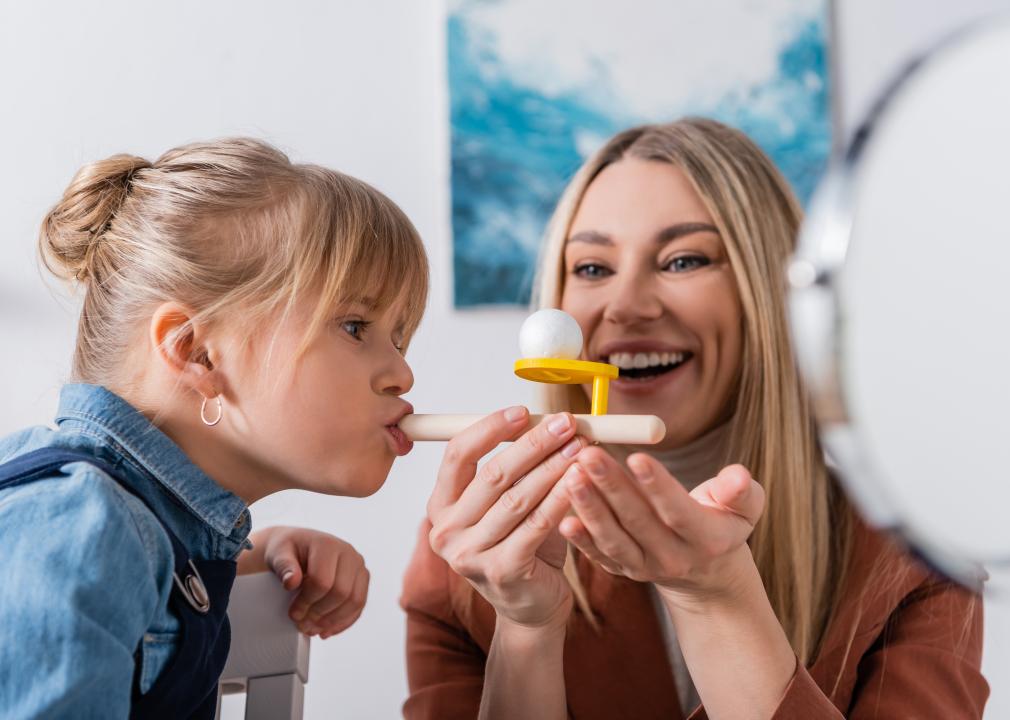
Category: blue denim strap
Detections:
[
  {"x1": 0, "y1": 447, "x2": 206, "y2": 610},
  {"x1": 0, "y1": 446, "x2": 236, "y2": 719},
  {"x1": 0, "y1": 447, "x2": 121, "y2": 491}
]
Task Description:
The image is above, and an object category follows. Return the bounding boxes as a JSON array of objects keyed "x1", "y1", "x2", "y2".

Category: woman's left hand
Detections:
[
  {"x1": 559, "y1": 447, "x2": 765, "y2": 604},
  {"x1": 242, "y1": 526, "x2": 369, "y2": 638}
]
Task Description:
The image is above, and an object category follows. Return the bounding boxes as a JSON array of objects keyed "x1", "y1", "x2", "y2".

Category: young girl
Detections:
[
  {"x1": 0, "y1": 138, "x2": 428, "y2": 718},
  {"x1": 402, "y1": 119, "x2": 987, "y2": 718}
]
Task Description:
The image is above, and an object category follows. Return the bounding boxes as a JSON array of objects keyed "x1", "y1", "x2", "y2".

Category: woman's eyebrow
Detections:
[
  {"x1": 566, "y1": 223, "x2": 719, "y2": 246},
  {"x1": 655, "y1": 222, "x2": 719, "y2": 243},
  {"x1": 566, "y1": 230, "x2": 612, "y2": 246}
]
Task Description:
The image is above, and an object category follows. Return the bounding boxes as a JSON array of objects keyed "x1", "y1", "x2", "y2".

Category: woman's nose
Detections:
[{"x1": 603, "y1": 270, "x2": 664, "y2": 325}]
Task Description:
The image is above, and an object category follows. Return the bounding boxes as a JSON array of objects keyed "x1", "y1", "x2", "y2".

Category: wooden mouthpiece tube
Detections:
[{"x1": 400, "y1": 414, "x2": 666, "y2": 445}]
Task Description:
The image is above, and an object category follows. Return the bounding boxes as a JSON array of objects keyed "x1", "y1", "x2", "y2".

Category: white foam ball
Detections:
[{"x1": 519, "y1": 309, "x2": 584, "y2": 359}]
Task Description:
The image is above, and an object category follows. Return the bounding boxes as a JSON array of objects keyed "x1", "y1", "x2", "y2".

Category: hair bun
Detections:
[{"x1": 39, "y1": 154, "x2": 152, "y2": 282}]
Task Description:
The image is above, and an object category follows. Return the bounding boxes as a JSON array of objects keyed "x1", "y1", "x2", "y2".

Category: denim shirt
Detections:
[{"x1": 0, "y1": 383, "x2": 252, "y2": 719}]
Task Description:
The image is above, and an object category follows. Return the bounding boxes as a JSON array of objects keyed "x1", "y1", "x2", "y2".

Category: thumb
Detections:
[
  {"x1": 693, "y1": 464, "x2": 765, "y2": 526},
  {"x1": 267, "y1": 544, "x2": 304, "y2": 591}
]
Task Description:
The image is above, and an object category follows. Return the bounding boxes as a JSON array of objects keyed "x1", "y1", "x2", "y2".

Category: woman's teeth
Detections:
[{"x1": 607, "y1": 351, "x2": 687, "y2": 370}]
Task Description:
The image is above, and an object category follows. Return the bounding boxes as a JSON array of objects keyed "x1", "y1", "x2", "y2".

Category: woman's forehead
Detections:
[{"x1": 572, "y1": 158, "x2": 715, "y2": 237}]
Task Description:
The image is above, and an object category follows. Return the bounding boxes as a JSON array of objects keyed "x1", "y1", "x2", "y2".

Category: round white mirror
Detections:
[{"x1": 789, "y1": 18, "x2": 1010, "y2": 592}]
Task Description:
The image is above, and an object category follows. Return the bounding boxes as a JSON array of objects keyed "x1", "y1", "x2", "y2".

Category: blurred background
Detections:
[{"x1": 1, "y1": 1, "x2": 1007, "y2": 717}]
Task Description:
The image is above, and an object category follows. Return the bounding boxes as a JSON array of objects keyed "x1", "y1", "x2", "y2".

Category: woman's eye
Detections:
[
  {"x1": 663, "y1": 255, "x2": 711, "y2": 273},
  {"x1": 340, "y1": 319, "x2": 370, "y2": 340},
  {"x1": 572, "y1": 263, "x2": 613, "y2": 279}
]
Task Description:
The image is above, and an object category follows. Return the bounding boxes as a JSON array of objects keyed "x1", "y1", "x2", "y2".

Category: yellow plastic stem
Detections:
[{"x1": 591, "y1": 376, "x2": 609, "y2": 416}]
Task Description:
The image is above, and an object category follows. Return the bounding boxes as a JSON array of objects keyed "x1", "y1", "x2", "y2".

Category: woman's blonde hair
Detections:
[
  {"x1": 39, "y1": 137, "x2": 428, "y2": 386},
  {"x1": 534, "y1": 118, "x2": 853, "y2": 664}
]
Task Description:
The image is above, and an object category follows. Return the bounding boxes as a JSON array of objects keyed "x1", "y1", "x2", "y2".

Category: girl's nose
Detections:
[{"x1": 378, "y1": 350, "x2": 414, "y2": 397}]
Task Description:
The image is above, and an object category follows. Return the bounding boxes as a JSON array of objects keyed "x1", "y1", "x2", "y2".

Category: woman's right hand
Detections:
[{"x1": 426, "y1": 406, "x2": 583, "y2": 630}]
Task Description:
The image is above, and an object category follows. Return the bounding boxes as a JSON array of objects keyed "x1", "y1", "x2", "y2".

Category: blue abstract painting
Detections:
[{"x1": 449, "y1": 0, "x2": 832, "y2": 307}]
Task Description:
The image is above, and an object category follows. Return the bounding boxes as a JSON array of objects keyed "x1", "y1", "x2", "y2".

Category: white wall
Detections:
[{"x1": 0, "y1": 1, "x2": 1006, "y2": 718}]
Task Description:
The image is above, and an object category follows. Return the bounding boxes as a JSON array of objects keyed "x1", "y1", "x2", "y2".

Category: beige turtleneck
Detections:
[{"x1": 607, "y1": 421, "x2": 734, "y2": 717}]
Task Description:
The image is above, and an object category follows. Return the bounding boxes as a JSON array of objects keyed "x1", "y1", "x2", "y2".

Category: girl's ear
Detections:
[{"x1": 149, "y1": 302, "x2": 220, "y2": 399}]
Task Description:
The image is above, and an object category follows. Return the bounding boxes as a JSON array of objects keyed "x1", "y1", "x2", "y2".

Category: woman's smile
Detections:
[
  {"x1": 562, "y1": 157, "x2": 742, "y2": 447},
  {"x1": 591, "y1": 338, "x2": 696, "y2": 395}
]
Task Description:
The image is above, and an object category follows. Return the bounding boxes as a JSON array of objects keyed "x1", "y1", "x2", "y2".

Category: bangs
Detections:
[
  {"x1": 295, "y1": 169, "x2": 429, "y2": 354},
  {"x1": 330, "y1": 223, "x2": 429, "y2": 338}
]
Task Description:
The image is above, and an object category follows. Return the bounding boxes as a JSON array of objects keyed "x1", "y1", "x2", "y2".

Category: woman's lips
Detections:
[
  {"x1": 611, "y1": 355, "x2": 693, "y2": 395},
  {"x1": 386, "y1": 424, "x2": 414, "y2": 456}
]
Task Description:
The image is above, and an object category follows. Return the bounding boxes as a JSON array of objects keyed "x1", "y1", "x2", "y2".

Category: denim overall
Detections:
[{"x1": 0, "y1": 447, "x2": 237, "y2": 719}]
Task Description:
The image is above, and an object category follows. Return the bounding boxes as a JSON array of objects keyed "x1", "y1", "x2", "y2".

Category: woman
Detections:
[{"x1": 401, "y1": 119, "x2": 987, "y2": 718}]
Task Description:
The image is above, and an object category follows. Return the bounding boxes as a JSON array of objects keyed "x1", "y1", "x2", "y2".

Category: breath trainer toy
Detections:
[{"x1": 400, "y1": 309, "x2": 666, "y2": 445}]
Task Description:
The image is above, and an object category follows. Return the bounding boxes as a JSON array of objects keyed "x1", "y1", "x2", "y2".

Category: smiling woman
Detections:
[
  {"x1": 402, "y1": 118, "x2": 987, "y2": 720},
  {"x1": 560, "y1": 166, "x2": 740, "y2": 449}
]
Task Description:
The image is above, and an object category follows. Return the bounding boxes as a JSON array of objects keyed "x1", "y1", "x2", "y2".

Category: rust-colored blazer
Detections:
[{"x1": 400, "y1": 517, "x2": 988, "y2": 719}]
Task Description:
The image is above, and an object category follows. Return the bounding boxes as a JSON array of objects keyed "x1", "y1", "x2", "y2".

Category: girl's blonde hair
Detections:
[
  {"x1": 534, "y1": 118, "x2": 853, "y2": 664},
  {"x1": 39, "y1": 138, "x2": 428, "y2": 386}
]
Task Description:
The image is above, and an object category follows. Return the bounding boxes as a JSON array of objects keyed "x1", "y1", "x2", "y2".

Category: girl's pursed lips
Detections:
[{"x1": 386, "y1": 401, "x2": 415, "y2": 429}]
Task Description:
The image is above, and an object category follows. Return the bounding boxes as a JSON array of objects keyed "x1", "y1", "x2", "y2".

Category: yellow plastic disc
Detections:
[{"x1": 514, "y1": 358, "x2": 618, "y2": 385}]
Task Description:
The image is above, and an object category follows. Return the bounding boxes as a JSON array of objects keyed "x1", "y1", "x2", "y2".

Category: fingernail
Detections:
[
  {"x1": 561, "y1": 438, "x2": 582, "y2": 458},
  {"x1": 547, "y1": 414, "x2": 571, "y2": 436},
  {"x1": 629, "y1": 460, "x2": 654, "y2": 484},
  {"x1": 281, "y1": 571, "x2": 294, "y2": 586},
  {"x1": 567, "y1": 473, "x2": 589, "y2": 502},
  {"x1": 301, "y1": 623, "x2": 319, "y2": 635},
  {"x1": 583, "y1": 459, "x2": 605, "y2": 478},
  {"x1": 505, "y1": 406, "x2": 527, "y2": 422}
]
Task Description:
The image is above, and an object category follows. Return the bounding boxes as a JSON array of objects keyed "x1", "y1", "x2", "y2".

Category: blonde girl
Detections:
[{"x1": 0, "y1": 138, "x2": 427, "y2": 719}]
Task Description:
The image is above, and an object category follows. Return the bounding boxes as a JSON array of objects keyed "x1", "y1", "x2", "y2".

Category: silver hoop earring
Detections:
[{"x1": 200, "y1": 396, "x2": 223, "y2": 427}]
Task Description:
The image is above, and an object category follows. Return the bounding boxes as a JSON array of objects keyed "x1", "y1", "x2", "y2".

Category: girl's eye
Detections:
[
  {"x1": 572, "y1": 262, "x2": 613, "y2": 279},
  {"x1": 340, "y1": 319, "x2": 371, "y2": 340},
  {"x1": 663, "y1": 255, "x2": 711, "y2": 273}
]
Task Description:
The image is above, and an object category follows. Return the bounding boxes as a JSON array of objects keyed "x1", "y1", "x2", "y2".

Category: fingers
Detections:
[
  {"x1": 562, "y1": 457, "x2": 766, "y2": 590},
  {"x1": 624, "y1": 452, "x2": 703, "y2": 540},
  {"x1": 303, "y1": 548, "x2": 361, "y2": 620},
  {"x1": 577, "y1": 447, "x2": 687, "y2": 561},
  {"x1": 692, "y1": 464, "x2": 765, "y2": 527},
  {"x1": 630, "y1": 454, "x2": 763, "y2": 560},
  {"x1": 427, "y1": 406, "x2": 531, "y2": 516},
  {"x1": 288, "y1": 546, "x2": 334, "y2": 624},
  {"x1": 265, "y1": 540, "x2": 304, "y2": 591},
  {"x1": 560, "y1": 516, "x2": 623, "y2": 575},
  {"x1": 446, "y1": 412, "x2": 579, "y2": 527},
  {"x1": 497, "y1": 462, "x2": 577, "y2": 559},
  {"x1": 316, "y1": 566, "x2": 370, "y2": 639},
  {"x1": 288, "y1": 542, "x2": 363, "y2": 633},
  {"x1": 468, "y1": 435, "x2": 584, "y2": 549},
  {"x1": 564, "y1": 463, "x2": 645, "y2": 569}
]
